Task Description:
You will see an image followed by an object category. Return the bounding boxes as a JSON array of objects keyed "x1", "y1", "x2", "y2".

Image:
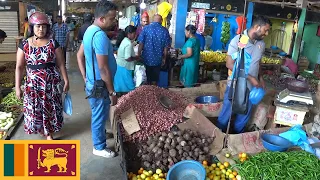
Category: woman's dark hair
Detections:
[
  {"x1": 65, "y1": 17, "x2": 71, "y2": 24},
  {"x1": 115, "y1": 25, "x2": 137, "y2": 47},
  {"x1": 0, "y1": 29, "x2": 7, "y2": 38},
  {"x1": 185, "y1": 25, "x2": 197, "y2": 35},
  {"x1": 94, "y1": 0, "x2": 118, "y2": 18},
  {"x1": 27, "y1": 24, "x2": 51, "y2": 39}
]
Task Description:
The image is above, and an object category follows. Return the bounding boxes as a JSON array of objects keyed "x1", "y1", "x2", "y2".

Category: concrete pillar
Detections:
[
  {"x1": 292, "y1": 0, "x2": 308, "y2": 62},
  {"x1": 174, "y1": 0, "x2": 188, "y2": 48},
  {"x1": 246, "y1": 2, "x2": 254, "y2": 28}
]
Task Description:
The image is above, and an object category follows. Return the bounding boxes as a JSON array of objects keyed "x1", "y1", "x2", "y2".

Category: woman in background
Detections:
[
  {"x1": 178, "y1": 25, "x2": 200, "y2": 87},
  {"x1": 114, "y1": 25, "x2": 140, "y2": 93},
  {"x1": 15, "y1": 12, "x2": 69, "y2": 140}
]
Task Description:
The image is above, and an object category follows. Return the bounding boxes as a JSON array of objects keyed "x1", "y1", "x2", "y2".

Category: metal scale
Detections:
[
  {"x1": 277, "y1": 89, "x2": 314, "y2": 105},
  {"x1": 274, "y1": 89, "x2": 313, "y2": 126}
]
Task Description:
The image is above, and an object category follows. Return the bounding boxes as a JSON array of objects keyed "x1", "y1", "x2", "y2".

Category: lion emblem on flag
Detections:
[{"x1": 37, "y1": 147, "x2": 68, "y2": 173}]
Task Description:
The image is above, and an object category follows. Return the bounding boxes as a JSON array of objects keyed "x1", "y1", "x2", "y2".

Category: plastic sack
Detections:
[
  {"x1": 279, "y1": 125, "x2": 316, "y2": 155},
  {"x1": 249, "y1": 87, "x2": 266, "y2": 105},
  {"x1": 63, "y1": 93, "x2": 72, "y2": 116},
  {"x1": 134, "y1": 64, "x2": 146, "y2": 88},
  {"x1": 308, "y1": 138, "x2": 320, "y2": 159}
]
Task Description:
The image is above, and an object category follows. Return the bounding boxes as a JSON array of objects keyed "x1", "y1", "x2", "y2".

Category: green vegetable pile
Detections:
[
  {"x1": 1, "y1": 91, "x2": 23, "y2": 107},
  {"x1": 234, "y1": 151, "x2": 320, "y2": 180},
  {"x1": 220, "y1": 22, "x2": 231, "y2": 49}
]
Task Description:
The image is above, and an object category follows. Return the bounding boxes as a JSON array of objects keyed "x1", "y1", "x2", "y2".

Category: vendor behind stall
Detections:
[
  {"x1": 195, "y1": 32, "x2": 205, "y2": 51},
  {"x1": 136, "y1": 12, "x2": 149, "y2": 39},
  {"x1": 114, "y1": 25, "x2": 140, "y2": 93},
  {"x1": 178, "y1": 25, "x2": 200, "y2": 87},
  {"x1": 217, "y1": 16, "x2": 271, "y2": 133}
]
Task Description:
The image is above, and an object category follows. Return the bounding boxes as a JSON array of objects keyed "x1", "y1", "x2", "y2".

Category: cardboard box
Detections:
[
  {"x1": 274, "y1": 106, "x2": 308, "y2": 126},
  {"x1": 219, "y1": 80, "x2": 228, "y2": 100},
  {"x1": 182, "y1": 105, "x2": 290, "y2": 155}
]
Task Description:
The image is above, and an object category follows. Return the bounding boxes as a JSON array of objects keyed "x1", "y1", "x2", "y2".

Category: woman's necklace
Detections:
[{"x1": 31, "y1": 36, "x2": 38, "y2": 46}]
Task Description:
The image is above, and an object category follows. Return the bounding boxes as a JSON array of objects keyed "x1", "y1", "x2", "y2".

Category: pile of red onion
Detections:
[{"x1": 115, "y1": 85, "x2": 188, "y2": 142}]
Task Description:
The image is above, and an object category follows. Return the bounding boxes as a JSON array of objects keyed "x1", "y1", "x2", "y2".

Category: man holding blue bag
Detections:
[
  {"x1": 217, "y1": 16, "x2": 271, "y2": 134},
  {"x1": 77, "y1": 0, "x2": 118, "y2": 158}
]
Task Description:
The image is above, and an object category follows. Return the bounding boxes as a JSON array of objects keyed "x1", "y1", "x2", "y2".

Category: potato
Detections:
[{"x1": 169, "y1": 149, "x2": 177, "y2": 157}]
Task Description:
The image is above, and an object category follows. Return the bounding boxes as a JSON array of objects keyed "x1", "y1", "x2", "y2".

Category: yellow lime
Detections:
[
  {"x1": 141, "y1": 174, "x2": 146, "y2": 179},
  {"x1": 156, "y1": 169, "x2": 162, "y2": 174}
]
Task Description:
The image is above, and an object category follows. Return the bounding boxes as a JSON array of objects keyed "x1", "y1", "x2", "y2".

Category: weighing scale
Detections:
[{"x1": 277, "y1": 88, "x2": 314, "y2": 105}]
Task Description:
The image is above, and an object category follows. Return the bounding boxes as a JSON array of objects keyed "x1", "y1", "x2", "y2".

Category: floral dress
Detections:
[{"x1": 20, "y1": 39, "x2": 63, "y2": 136}]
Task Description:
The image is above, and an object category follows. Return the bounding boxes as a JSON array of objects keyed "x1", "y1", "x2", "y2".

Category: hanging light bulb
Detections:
[{"x1": 140, "y1": 0, "x2": 146, "y2": 9}]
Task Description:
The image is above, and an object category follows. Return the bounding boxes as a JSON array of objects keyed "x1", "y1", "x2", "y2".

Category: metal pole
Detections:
[{"x1": 223, "y1": 0, "x2": 248, "y2": 148}]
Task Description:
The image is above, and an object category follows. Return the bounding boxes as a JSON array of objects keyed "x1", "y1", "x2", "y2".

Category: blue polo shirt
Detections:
[
  {"x1": 195, "y1": 33, "x2": 205, "y2": 51},
  {"x1": 82, "y1": 25, "x2": 117, "y2": 86},
  {"x1": 138, "y1": 22, "x2": 171, "y2": 66}
]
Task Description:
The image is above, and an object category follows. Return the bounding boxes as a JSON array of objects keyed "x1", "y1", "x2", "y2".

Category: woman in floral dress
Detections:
[{"x1": 15, "y1": 12, "x2": 69, "y2": 140}]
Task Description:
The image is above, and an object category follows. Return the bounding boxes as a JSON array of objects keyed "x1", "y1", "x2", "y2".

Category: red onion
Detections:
[{"x1": 115, "y1": 85, "x2": 188, "y2": 142}]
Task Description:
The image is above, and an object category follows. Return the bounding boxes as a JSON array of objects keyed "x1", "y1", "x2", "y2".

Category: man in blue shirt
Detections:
[
  {"x1": 138, "y1": 14, "x2": 171, "y2": 85},
  {"x1": 76, "y1": 0, "x2": 117, "y2": 158},
  {"x1": 52, "y1": 16, "x2": 70, "y2": 60},
  {"x1": 195, "y1": 32, "x2": 205, "y2": 51}
]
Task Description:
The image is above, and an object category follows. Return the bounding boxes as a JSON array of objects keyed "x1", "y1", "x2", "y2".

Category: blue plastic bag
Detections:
[
  {"x1": 63, "y1": 93, "x2": 72, "y2": 116},
  {"x1": 279, "y1": 125, "x2": 316, "y2": 155},
  {"x1": 249, "y1": 87, "x2": 266, "y2": 105}
]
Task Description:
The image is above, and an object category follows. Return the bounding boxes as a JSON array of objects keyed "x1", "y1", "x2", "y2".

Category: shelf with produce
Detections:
[
  {"x1": 200, "y1": 51, "x2": 227, "y2": 63},
  {"x1": 261, "y1": 56, "x2": 282, "y2": 65},
  {"x1": 0, "y1": 90, "x2": 24, "y2": 140}
]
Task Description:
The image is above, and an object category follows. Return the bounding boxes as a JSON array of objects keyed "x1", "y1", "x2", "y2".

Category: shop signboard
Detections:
[
  {"x1": 188, "y1": 0, "x2": 245, "y2": 14},
  {"x1": 0, "y1": 2, "x2": 19, "y2": 11},
  {"x1": 253, "y1": 3, "x2": 300, "y2": 21},
  {"x1": 306, "y1": 10, "x2": 320, "y2": 24}
]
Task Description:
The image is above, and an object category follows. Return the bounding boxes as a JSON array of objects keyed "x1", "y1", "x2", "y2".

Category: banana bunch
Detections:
[
  {"x1": 200, "y1": 51, "x2": 227, "y2": 63},
  {"x1": 261, "y1": 57, "x2": 281, "y2": 64}
]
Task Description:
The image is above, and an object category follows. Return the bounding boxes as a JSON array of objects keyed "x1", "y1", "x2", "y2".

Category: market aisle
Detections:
[{"x1": 11, "y1": 52, "x2": 123, "y2": 180}]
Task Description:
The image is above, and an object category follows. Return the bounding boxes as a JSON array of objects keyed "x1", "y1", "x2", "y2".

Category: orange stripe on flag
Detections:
[{"x1": 14, "y1": 144, "x2": 25, "y2": 176}]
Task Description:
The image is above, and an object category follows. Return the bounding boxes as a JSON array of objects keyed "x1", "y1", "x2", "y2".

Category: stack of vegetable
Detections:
[
  {"x1": 137, "y1": 129, "x2": 214, "y2": 172},
  {"x1": 200, "y1": 51, "x2": 227, "y2": 63},
  {"x1": 221, "y1": 22, "x2": 231, "y2": 49},
  {"x1": 128, "y1": 168, "x2": 166, "y2": 180},
  {"x1": 0, "y1": 62, "x2": 16, "y2": 84},
  {"x1": 1, "y1": 91, "x2": 23, "y2": 107},
  {"x1": 0, "y1": 112, "x2": 15, "y2": 130},
  {"x1": 116, "y1": 86, "x2": 188, "y2": 142},
  {"x1": 234, "y1": 151, "x2": 320, "y2": 180},
  {"x1": 261, "y1": 57, "x2": 282, "y2": 64},
  {"x1": 300, "y1": 71, "x2": 319, "y2": 94},
  {"x1": 202, "y1": 160, "x2": 241, "y2": 180}
]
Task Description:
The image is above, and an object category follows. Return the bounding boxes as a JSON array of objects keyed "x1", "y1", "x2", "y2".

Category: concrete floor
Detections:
[{"x1": 9, "y1": 52, "x2": 124, "y2": 180}]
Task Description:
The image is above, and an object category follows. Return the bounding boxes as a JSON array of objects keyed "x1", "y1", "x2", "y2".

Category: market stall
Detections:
[
  {"x1": 110, "y1": 80, "x2": 320, "y2": 180},
  {"x1": 0, "y1": 62, "x2": 24, "y2": 140}
]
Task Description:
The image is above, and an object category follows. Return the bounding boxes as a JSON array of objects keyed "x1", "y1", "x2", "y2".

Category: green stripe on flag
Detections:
[{"x1": 4, "y1": 144, "x2": 14, "y2": 176}]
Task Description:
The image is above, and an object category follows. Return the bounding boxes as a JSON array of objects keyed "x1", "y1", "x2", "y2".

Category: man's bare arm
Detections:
[
  {"x1": 76, "y1": 44, "x2": 86, "y2": 82},
  {"x1": 96, "y1": 55, "x2": 115, "y2": 93}
]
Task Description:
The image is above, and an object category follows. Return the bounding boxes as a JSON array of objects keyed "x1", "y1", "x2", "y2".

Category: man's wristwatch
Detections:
[{"x1": 109, "y1": 91, "x2": 117, "y2": 96}]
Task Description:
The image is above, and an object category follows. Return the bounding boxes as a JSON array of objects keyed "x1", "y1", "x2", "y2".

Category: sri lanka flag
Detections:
[
  {"x1": 0, "y1": 140, "x2": 80, "y2": 180},
  {"x1": 3, "y1": 144, "x2": 25, "y2": 176}
]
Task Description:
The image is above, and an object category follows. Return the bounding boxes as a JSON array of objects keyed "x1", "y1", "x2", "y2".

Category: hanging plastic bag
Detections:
[
  {"x1": 249, "y1": 87, "x2": 266, "y2": 105},
  {"x1": 134, "y1": 64, "x2": 146, "y2": 87},
  {"x1": 63, "y1": 93, "x2": 72, "y2": 116}
]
